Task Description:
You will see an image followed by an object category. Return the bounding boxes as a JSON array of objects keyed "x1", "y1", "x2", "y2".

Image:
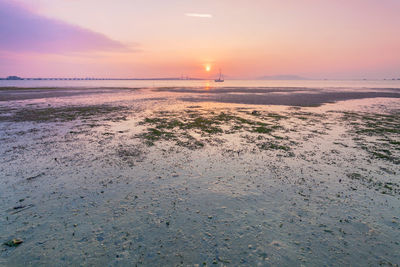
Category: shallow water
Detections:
[
  {"x1": 1, "y1": 78, "x2": 400, "y2": 89},
  {"x1": 0, "y1": 87, "x2": 399, "y2": 266}
]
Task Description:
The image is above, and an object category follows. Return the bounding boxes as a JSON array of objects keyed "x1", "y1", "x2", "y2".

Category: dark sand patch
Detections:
[
  {"x1": 0, "y1": 87, "x2": 140, "y2": 101},
  {"x1": 155, "y1": 87, "x2": 309, "y2": 94},
  {"x1": 181, "y1": 91, "x2": 400, "y2": 106},
  {"x1": 0, "y1": 105, "x2": 129, "y2": 123}
]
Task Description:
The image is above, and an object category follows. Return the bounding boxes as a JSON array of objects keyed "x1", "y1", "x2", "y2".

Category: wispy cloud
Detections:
[
  {"x1": 0, "y1": 0, "x2": 133, "y2": 54},
  {"x1": 185, "y1": 13, "x2": 213, "y2": 18}
]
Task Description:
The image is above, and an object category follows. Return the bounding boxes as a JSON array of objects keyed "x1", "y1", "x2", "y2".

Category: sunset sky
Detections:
[{"x1": 1, "y1": 0, "x2": 400, "y2": 79}]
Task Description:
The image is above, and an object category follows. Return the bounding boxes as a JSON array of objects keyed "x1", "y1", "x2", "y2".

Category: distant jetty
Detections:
[
  {"x1": 0, "y1": 76, "x2": 205, "y2": 81},
  {"x1": 0, "y1": 76, "x2": 24, "y2": 80}
]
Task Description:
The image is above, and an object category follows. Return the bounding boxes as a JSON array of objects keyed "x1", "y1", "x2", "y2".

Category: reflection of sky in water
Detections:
[{"x1": 2, "y1": 79, "x2": 400, "y2": 89}]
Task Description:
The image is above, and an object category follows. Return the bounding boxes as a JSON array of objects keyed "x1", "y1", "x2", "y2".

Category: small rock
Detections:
[{"x1": 4, "y1": 238, "x2": 23, "y2": 247}]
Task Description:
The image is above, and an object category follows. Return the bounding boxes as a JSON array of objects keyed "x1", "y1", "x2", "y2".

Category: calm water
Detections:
[{"x1": 1, "y1": 79, "x2": 400, "y2": 89}]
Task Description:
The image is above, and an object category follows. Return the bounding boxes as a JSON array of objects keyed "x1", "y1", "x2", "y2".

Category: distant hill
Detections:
[{"x1": 258, "y1": 75, "x2": 307, "y2": 80}]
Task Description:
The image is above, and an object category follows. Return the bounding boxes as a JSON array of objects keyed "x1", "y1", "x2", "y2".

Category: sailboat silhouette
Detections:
[{"x1": 215, "y1": 69, "x2": 224, "y2": 82}]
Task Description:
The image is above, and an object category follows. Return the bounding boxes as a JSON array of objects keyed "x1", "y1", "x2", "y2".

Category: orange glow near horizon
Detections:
[{"x1": 2, "y1": 0, "x2": 400, "y2": 79}]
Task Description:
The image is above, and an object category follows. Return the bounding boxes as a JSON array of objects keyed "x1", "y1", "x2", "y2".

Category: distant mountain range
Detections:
[{"x1": 258, "y1": 75, "x2": 308, "y2": 80}]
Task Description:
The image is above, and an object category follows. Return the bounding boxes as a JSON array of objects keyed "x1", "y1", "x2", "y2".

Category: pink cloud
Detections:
[{"x1": 0, "y1": 0, "x2": 133, "y2": 54}]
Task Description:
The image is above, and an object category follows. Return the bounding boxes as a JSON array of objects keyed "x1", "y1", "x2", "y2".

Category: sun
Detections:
[{"x1": 205, "y1": 65, "x2": 211, "y2": 72}]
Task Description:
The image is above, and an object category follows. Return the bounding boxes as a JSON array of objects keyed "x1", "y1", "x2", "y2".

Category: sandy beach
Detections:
[{"x1": 1, "y1": 86, "x2": 399, "y2": 266}]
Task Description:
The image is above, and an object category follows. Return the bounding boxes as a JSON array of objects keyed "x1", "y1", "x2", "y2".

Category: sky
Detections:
[{"x1": 1, "y1": 0, "x2": 400, "y2": 79}]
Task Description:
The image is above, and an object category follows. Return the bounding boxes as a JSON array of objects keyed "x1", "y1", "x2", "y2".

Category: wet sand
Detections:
[
  {"x1": 0, "y1": 87, "x2": 399, "y2": 266},
  {"x1": 1, "y1": 86, "x2": 400, "y2": 106}
]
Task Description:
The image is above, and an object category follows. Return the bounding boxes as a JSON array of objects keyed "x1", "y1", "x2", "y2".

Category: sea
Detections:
[{"x1": 1, "y1": 79, "x2": 400, "y2": 89}]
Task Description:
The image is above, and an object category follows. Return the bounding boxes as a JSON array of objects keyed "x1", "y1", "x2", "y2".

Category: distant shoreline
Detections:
[
  {"x1": 0, "y1": 78, "x2": 205, "y2": 81},
  {"x1": 1, "y1": 78, "x2": 400, "y2": 81}
]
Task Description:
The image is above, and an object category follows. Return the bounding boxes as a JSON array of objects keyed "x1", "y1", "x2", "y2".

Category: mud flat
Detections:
[{"x1": 0, "y1": 87, "x2": 399, "y2": 266}]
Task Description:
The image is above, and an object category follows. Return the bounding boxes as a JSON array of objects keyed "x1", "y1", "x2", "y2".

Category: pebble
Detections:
[{"x1": 4, "y1": 238, "x2": 23, "y2": 247}]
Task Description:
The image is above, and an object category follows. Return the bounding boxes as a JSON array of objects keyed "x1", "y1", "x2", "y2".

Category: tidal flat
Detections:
[{"x1": 0, "y1": 87, "x2": 399, "y2": 266}]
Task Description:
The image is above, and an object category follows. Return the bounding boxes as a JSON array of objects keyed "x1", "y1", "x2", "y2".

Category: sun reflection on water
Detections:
[{"x1": 204, "y1": 81, "x2": 211, "y2": 90}]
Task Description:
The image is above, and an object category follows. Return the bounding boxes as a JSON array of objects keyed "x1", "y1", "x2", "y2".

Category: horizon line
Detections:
[{"x1": 1, "y1": 76, "x2": 400, "y2": 81}]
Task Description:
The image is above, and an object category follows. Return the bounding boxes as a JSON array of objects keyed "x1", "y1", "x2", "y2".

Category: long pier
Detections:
[{"x1": 0, "y1": 77, "x2": 204, "y2": 81}]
